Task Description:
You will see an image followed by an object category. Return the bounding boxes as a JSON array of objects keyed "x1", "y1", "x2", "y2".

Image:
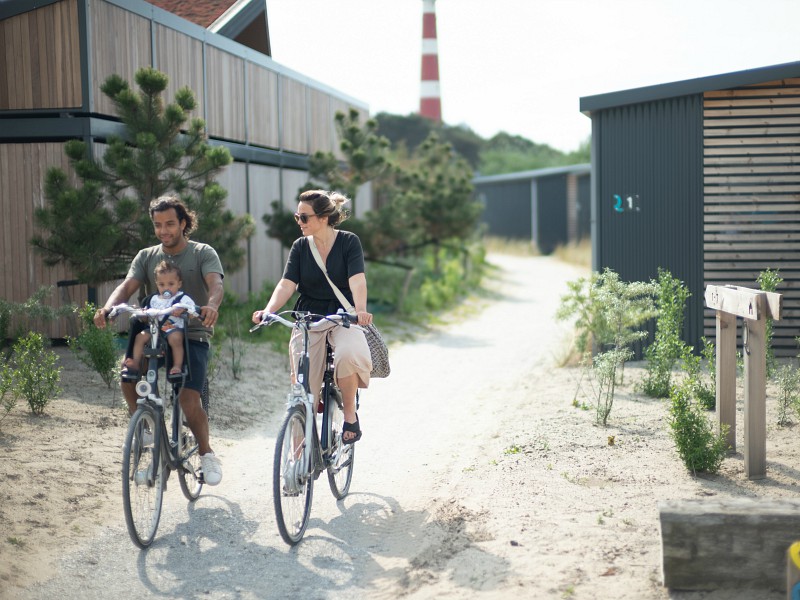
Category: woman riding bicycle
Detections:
[{"x1": 253, "y1": 190, "x2": 372, "y2": 444}]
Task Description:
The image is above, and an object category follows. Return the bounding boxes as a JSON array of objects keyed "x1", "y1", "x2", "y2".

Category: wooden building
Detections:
[
  {"x1": 0, "y1": 0, "x2": 369, "y2": 338},
  {"x1": 473, "y1": 164, "x2": 591, "y2": 253},
  {"x1": 580, "y1": 61, "x2": 800, "y2": 355}
]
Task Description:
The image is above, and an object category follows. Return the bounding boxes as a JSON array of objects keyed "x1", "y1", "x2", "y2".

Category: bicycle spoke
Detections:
[
  {"x1": 273, "y1": 406, "x2": 313, "y2": 545},
  {"x1": 122, "y1": 409, "x2": 164, "y2": 548}
]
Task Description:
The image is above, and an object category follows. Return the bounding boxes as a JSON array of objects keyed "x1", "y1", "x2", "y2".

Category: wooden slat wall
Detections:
[
  {"x1": 0, "y1": 0, "x2": 371, "y2": 338},
  {"x1": 205, "y1": 46, "x2": 246, "y2": 142},
  {"x1": 703, "y1": 78, "x2": 800, "y2": 356},
  {"x1": 0, "y1": 142, "x2": 84, "y2": 338},
  {"x1": 154, "y1": 24, "x2": 205, "y2": 121},
  {"x1": 309, "y1": 87, "x2": 334, "y2": 154},
  {"x1": 0, "y1": 0, "x2": 81, "y2": 110},
  {"x1": 247, "y1": 62, "x2": 279, "y2": 148},
  {"x1": 280, "y1": 76, "x2": 309, "y2": 154},
  {"x1": 247, "y1": 163, "x2": 284, "y2": 294},
  {"x1": 91, "y1": 0, "x2": 151, "y2": 116}
]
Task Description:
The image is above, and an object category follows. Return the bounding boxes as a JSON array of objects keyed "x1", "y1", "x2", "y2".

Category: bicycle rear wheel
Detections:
[
  {"x1": 326, "y1": 387, "x2": 354, "y2": 499},
  {"x1": 273, "y1": 405, "x2": 313, "y2": 545},
  {"x1": 176, "y1": 400, "x2": 203, "y2": 500},
  {"x1": 122, "y1": 408, "x2": 164, "y2": 548}
]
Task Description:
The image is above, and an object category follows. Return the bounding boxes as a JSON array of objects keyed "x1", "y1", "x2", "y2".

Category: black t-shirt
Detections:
[{"x1": 283, "y1": 231, "x2": 365, "y2": 316}]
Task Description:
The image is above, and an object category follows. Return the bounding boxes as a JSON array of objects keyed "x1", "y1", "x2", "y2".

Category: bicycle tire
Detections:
[
  {"x1": 122, "y1": 408, "x2": 164, "y2": 548},
  {"x1": 273, "y1": 404, "x2": 314, "y2": 545},
  {"x1": 177, "y1": 398, "x2": 203, "y2": 501},
  {"x1": 326, "y1": 386, "x2": 354, "y2": 499}
]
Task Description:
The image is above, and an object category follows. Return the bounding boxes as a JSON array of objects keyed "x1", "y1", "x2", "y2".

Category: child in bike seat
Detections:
[{"x1": 121, "y1": 261, "x2": 196, "y2": 380}]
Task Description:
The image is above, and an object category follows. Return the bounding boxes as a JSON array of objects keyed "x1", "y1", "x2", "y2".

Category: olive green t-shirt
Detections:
[{"x1": 127, "y1": 241, "x2": 224, "y2": 341}]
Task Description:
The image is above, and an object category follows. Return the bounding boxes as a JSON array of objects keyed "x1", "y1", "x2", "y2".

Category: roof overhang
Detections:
[{"x1": 580, "y1": 60, "x2": 800, "y2": 116}]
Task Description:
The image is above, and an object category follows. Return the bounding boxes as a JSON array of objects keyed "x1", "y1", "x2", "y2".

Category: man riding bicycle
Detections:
[{"x1": 94, "y1": 194, "x2": 224, "y2": 485}]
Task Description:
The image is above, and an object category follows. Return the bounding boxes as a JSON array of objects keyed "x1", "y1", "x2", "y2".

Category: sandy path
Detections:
[{"x1": 4, "y1": 254, "x2": 796, "y2": 599}]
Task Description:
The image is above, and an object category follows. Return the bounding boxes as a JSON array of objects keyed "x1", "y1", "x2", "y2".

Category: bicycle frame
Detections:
[
  {"x1": 113, "y1": 302, "x2": 204, "y2": 547},
  {"x1": 252, "y1": 310, "x2": 357, "y2": 544}
]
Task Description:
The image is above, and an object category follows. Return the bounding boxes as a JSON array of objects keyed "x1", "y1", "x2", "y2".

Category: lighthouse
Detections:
[{"x1": 419, "y1": 0, "x2": 442, "y2": 122}]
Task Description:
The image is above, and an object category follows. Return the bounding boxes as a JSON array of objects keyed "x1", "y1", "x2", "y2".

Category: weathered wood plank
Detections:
[{"x1": 660, "y1": 498, "x2": 800, "y2": 591}]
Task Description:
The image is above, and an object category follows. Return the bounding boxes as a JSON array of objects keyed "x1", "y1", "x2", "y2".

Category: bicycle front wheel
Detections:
[
  {"x1": 326, "y1": 387, "x2": 354, "y2": 499},
  {"x1": 273, "y1": 405, "x2": 313, "y2": 545},
  {"x1": 177, "y1": 401, "x2": 203, "y2": 501},
  {"x1": 122, "y1": 408, "x2": 164, "y2": 548}
]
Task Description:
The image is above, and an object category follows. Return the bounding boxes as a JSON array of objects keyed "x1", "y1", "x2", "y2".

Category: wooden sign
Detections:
[{"x1": 704, "y1": 285, "x2": 782, "y2": 321}]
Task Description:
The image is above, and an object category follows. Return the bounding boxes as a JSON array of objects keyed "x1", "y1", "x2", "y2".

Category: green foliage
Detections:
[
  {"x1": 0, "y1": 361, "x2": 16, "y2": 428},
  {"x1": 392, "y1": 134, "x2": 482, "y2": 269},
  {"x1": 0, "y1": 287, "x2": 74, "y2": 348},
  {"x1": 556, "y1": 268, "x2": 657, "y2": 357},
  {"x1": 775, "y1": 364, "x2": 800, "y2": 426},
  {"x1": 668, "y1": 381, "x2": 729, "y2": 474},
  {"x1": 33, "y1": 66, "x2": 254, "y2": 284},
  {"x1": 374, "y1": 112, "x2": 484, "y2": 168},
  {"x1": 681, "y1": 345, "x2": 715, "y2": 410},
  {"x1": 478, "y1": 132, "x2": 587, "y2": 175},
  {"x1": 67, "y1": 303, "x2": 120, "y2": 388},
  {"x1": 309, "y1": 108, "x2": 392, "y2": 205},
  {"x1": 639, "y1": 269, "x2": 691, "y2": 398},
  {"x1": 9, "y1": 333, "x2": 62, "y2": 415},
  {"x1": 592, "y1": 347, "x2": 633, "y2": 426},
  {"x1": 559, "y1": 269, "x2": 656, "y2": 424},
  {"x1": 757, "y1": 268, "x2": 783, "y2": 377}
]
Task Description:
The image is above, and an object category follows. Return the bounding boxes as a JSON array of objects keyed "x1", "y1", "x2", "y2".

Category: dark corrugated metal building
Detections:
[
  {"x1": 473, "y1": 164, "x2": 591, "y2": 254},
  {"x1": 580, "y1": 61, "x2": 800, "y2": 355}
]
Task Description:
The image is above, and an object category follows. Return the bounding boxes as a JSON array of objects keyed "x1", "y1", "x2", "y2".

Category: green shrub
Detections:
[
  {"x1": 668, "y1": 381, "x2": 729, "y2": 474},
  {"x1": 681, "y1": 344, "x2": 715, "y2": 410},
  {"x1": 592, "y1": 347, "x2": 633, "y2": 426},
  {"x1": 775, "y1": 364, "x2": 800, "y2": 426},
  {"x1": 757, "y1": 268, "x2": 782, "y2": 377},
  {"x1": 0, "y1": 362, "x2": 16, "y2": 428},
  {"x1": 639, "y1": 269, "x2": 690, "y2": 398},
  {"x1": 557, "y1": 268, "x2": 657, "y2": 360},
  {"x1": 11, "y1": 333, "x2": 62, "y2": 415},
  {"x1": 67, "y1": 303, "x2": 120, "y2": 388}
]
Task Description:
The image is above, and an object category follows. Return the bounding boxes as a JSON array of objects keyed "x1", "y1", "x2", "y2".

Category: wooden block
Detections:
[{"x1": 660, "y1": 498, "x2": 800, "y2": 592}]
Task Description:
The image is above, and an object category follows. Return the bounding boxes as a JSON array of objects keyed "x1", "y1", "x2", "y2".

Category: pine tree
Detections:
[{"x1": 32, "y1": 67, "x2": 253, "y2": 284}]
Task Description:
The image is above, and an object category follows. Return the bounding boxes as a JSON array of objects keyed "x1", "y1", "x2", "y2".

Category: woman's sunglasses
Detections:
[{"x1": 293, "y1": 212, "x2": 317, "y2": 224}]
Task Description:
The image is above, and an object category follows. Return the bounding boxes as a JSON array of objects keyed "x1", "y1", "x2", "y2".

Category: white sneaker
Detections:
[{"x1": 200, "y1": 452, "x2": 222, "y2": 486}]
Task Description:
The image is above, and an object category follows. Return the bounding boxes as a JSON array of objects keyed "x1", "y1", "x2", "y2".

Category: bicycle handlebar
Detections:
[
  {"x1": 109, "y1": 302, "x2": 199, "y2": 321},
  {"x1": 249, "y1": 310, "x2": 356, "y2": 333}
]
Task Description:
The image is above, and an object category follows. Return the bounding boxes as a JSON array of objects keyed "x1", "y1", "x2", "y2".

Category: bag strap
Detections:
[{"x1": 307, "y1": 236, "x2": 355, "y2": 314}]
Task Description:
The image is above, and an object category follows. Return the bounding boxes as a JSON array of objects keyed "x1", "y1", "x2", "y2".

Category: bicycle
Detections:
[
  {"x1": 250, "y1": 310, "x2": 357, "y2": 545},
  {"x1": 109, "y1": 301, "x2": 208, "y2": 548}
]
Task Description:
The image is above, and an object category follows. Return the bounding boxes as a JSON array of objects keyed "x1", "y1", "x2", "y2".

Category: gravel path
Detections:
[{"x1": 15, "y1": 254, "x2": 583, "y2": 599}]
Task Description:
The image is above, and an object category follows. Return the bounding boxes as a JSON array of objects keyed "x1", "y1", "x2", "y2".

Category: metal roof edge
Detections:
[
  {"x1": 472, "y1": 163, "x2": 590, "y2": 185},
  {"x1": 579, "y1": 60, "x2": 800, "y2": 115},
  {"x1": 209, "y1": 0, "x2": 261, "y2": 37}
]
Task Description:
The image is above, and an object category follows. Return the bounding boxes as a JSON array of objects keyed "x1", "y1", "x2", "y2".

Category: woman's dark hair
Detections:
[
  {"x1": 298, "y1": 189, "x2": 350, "y2": 227},
  {"x1": 149, "y1": 194, "x2": 197, "y2": 238}
]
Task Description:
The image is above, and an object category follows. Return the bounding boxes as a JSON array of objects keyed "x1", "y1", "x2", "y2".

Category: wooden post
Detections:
[
  {"x1": 716, "y1": 310, "x2": 737, "y2": 451},
  {"x1": 744, "y1": 296, "x2": 767, "y2": 480},
  {"x1": 788, "y1": 542, "x2": 800, "y2": 599},
  {"x1": 705, "y1": 285, "x2": 781, "y2": 479}
]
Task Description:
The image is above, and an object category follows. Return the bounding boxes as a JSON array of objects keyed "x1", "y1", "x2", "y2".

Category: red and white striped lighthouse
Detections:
[{"x1": 419, "y1": 0, "x2": 442, "y2": 122}]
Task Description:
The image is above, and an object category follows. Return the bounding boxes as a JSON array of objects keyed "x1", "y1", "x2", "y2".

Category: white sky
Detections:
[{"x1": 265, "y1": 0, "x2": 800, "y2": 153}]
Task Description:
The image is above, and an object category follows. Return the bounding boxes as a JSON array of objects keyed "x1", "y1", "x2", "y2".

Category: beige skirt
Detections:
[{"x1": 289, "y1": 320, "x2": 372, "y2": 401}]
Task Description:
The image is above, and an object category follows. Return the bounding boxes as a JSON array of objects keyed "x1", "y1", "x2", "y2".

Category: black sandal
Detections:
[{"x1": 342, "y1": 416, "x2": 362, "y2": 445}]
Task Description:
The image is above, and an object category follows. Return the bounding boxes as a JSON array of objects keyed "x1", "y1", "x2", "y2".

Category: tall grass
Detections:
[{"x1": 553, "y1": 238, "x2": 591, "y2": 268}]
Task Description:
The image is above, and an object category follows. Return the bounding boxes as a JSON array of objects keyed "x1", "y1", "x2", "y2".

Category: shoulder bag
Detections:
[{"x1": 307, "y1": 237, "x2": 391, "y2": 378}]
